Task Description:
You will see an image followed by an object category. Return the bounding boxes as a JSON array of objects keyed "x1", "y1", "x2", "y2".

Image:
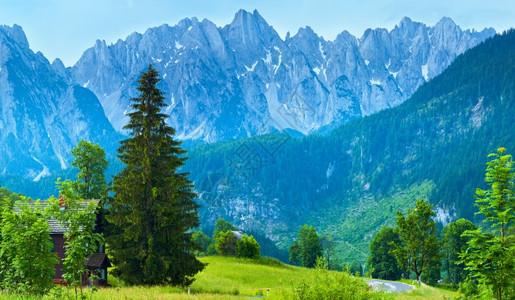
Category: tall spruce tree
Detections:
[{"x1": 107, "y1": 65, "x2": 204, "y2": 285}]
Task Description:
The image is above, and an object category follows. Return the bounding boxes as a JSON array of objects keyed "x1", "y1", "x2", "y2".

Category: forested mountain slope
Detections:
[{"x1": 183, "y1": 30, "x2": 515, "y2": 263}]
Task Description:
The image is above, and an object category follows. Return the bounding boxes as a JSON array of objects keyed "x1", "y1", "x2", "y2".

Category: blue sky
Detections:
[{"x1": 0, "y1": 0, "x2": 513, "y2": 66}]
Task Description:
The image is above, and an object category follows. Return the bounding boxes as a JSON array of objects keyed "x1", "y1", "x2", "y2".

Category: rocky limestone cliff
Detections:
[
  {"x1": 71, "y1": 10, "x2": 495, "y2": 142},
  {"x1": 0, "y1": 25, "x2": 119, "y2": 179}
]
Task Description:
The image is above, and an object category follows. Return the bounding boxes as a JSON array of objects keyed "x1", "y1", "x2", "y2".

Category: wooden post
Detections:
[
  {"x1": 267, "y1": 289, "x2": 269, "y2": 297},
  {"x1": 188, "y1": 286, "x2": 190, "y2": 295}
]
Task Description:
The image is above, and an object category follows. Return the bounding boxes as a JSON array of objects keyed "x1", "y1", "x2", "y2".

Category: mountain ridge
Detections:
[
  {"x1": 182, "y1": 30, "x2": 514, "y2": 262},
  {"x1": 0, "y1": 24, "x2": 121, "y2": 179},
  {"x1": 69, "y1": 10, "x2": 495, "y2": 142}
]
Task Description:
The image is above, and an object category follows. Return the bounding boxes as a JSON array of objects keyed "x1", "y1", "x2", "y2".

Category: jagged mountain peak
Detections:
[
  {"x1": 68, "y1": 13, "x2": 496, "y2": 142},
  {"x1": 435, "y1": 16, "x2": 458, "y2": 29},
  {"x1": 0, "y1": 24, "x2": 29, "y2": 48},
  {"x1": 399, "y1": 16, "x2": 414, "y2": 26},
  {"x1": 294, "y1": 26, "x2": 319, "y2": 38},
  {"x1": 224, "y1": 9, "x2": 277, "y2": 44},
  {"x1": 0, "y1": 25, "x2": 118, "y2": 179}
]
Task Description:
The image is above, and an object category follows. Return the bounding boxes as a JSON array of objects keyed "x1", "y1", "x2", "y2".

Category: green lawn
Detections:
[
  {"x1": 394, "y1": 282, "x2": 457, "y2": 300},
  {"x1": 0, "y1": 256, "x2": 457, "y2": 299}
]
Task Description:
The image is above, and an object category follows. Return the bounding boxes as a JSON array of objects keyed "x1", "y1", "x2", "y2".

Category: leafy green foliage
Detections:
[
  {"x1": 191, "y1": 230, "x2": 212, "y2": 256},
  {"x1": 442, "y1": 218, "x2": 477, "y2": 285},
  {"x1": 107, "y1": 65, "x2": 204, "y2": 286},
  {"x1": 215, "y1": 230, "x2": 238, "y2": 256},
  {"x1": 285, "y1": 258, "x2": 391, "y2": 300},
  {"x1": 368, "y1": 226, "x2": 402, "y2": 280},
  {"x1": 0, "y1": 198, "x2": 58, "y2": 296},
  {"x1": 48, "y1": 180, "x2": 103, "y2": 299},
  {"x1": 289, "y1": 225, "x2": 323, "y2": 268},
  {"x1": 460, "y1": 148, "x2": 515, "y2": 300},
  {"x1": 390, "y1": 199, "x2": 442, "y2": 283},
  {"x1": 71, "y1": 140, "x2": 108, "y2": 200},
  {"x1": 213, "y1": 218, "x2": 237, "y2": 241},
  {"x1": 236, "y1": 234, "x2": 260, "y2": 259}
]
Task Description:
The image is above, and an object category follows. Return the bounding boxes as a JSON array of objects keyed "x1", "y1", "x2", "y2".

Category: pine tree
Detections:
[{"x1": 107, "y1": 65, "x2": 204, "y2": 285}]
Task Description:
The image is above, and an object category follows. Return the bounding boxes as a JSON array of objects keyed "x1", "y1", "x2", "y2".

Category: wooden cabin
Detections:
[{"x1": 27, "y1": 199, "x2": 110, "y2": 286}]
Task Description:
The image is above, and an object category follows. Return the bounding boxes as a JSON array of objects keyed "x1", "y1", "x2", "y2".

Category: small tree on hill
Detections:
[
  {"x1": 215, "y1": 230, "x2": 238, "y2": 256},
  {"x1": 390, "y1": 199, "x2": 442, "y2": 283},
  {"x1": 460, "y1": 147, "x2": 515, "y2": 300},
  {"x1": 237, "y1": 234, "x2": 260, "y2": 259},
  {"x1": 368, "y1": 226, "x2": 402, "y2": 280},
  {"x1": 213, "y1": 218, "x2": 237, "y2": 240},
  {"x1": 320, "y1": 235, "x2": 336, "y2": 270},
  {"x1": 289, "y1": 225, "x2": 322, "y2": 268},
  {"x1": 107, "y1": 65, "x2": 204, "y2": 285},
  {"x1": 192, "y1": 231, "x2": 212, "y2": 256}
]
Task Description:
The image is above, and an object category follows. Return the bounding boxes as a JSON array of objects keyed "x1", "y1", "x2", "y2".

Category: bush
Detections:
[
  {"x1": 192, "y1": 230, "x2": 212, "y2": 256},
  {"x1": 284, "y1": 259, "x2": 391, "y2": 300},
  {"x1": 237, "y1": 234, "x2": 260, "y2": 259},
  {"x1": 0, "y1": 198, "x2": 58, "y2": 296},
  {"x1": 215, "y1": 231, "x2": 238, "y2": 256}
]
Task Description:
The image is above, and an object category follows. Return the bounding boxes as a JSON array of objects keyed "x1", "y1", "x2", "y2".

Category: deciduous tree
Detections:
[
  {"x1": 0, "y1": 197, "x2": 57, "y2": 296},
  {"x1": 320, "y1": 235, "x2": 336, "y2": 270},
  {"x1": 368, "y1": 226, "x2": 402, "y2": 280},
  {"x1": 442, "y1": 218, "x2": 476, "y2": 285},
  {"x1": 390, "y1": 199, "x2": 442, "y2": 283},
  {"x1": 289, "y1": 225, "x2": 322, "y2": 268},
  {"x1": 236, "y1": 234, "x2": 260, "y2": 259},
  {"x1": 71, "y1": 140, "x2": 108, "y2": 200},
  {"x1": 460, "y1": 147, "x2": 515, "y2": 300},
  {"x1": 191, "y1": 231, "x2": 212, "y2": 256},
  {"x1": 215, "y1": 230, "x2": 238, "y2": 256}
]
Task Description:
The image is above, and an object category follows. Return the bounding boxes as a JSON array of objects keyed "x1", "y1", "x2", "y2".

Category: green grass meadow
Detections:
[{"x1": 0, "y1": 256, "x2": 456, "y2": 299}]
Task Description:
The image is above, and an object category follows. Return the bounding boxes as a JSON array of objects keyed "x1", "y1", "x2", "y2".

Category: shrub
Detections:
[
  {"x1": 237, "y1": 234, "x2": 260, "y2": 259},
  {"x1": 285, "y1": 258, "x2": 391, "y2": 300},
  {"x1": 215, "y1": 231, "x2": 238, "y2": 256}
]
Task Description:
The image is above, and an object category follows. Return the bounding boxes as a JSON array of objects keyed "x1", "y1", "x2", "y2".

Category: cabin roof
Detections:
[{"x1": 20, "y1": 199, "x2": 100, "y2": 234}]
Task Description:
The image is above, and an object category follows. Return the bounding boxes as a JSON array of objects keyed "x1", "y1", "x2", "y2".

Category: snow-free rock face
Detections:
[
  {"x1": 0, "y1": 25, "x2": 119, "y2": 179},
  {"x1": 71, "y1": 10, "x2": 495, "y2": 142}
]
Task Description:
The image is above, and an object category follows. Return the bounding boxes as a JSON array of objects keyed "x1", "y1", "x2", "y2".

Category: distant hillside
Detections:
[{"x1": 183, "y1": 30, "x2": 515, "y2": 263}]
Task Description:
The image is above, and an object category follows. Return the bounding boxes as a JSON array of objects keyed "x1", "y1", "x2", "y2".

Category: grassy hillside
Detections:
[{"x1": 0, "y1": 256, "x2": 456, "y2": 299}]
